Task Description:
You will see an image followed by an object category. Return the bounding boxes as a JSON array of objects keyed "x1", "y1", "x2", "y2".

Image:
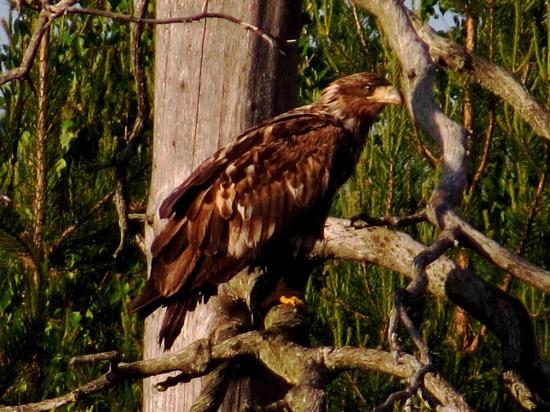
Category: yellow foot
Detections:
[{"x1": 280, "y1": 295, "x2": 306, "y2": 308}]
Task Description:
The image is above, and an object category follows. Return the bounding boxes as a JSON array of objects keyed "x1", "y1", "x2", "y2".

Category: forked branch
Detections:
[{"x1": 1, "y1": 303, "x2": 470, "y2": 412}]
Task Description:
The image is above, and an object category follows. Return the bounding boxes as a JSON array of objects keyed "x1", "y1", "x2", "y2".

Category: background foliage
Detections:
[{"x1": 0, "y1": 0, "x2": 548, "y2": 410}]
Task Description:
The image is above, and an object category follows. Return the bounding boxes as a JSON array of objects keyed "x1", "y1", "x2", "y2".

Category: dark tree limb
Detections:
[
  {"x1": 381, "y1": 292, "x2": 434, "y2": 411},
  {"x1": 1, "y1": 303, "x2": 470, "y2": 412},
  {"x1": 188, "y1": 363, "x2": 230, "y2": 412}
]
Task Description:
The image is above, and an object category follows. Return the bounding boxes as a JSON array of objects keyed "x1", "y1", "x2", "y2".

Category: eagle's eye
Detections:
[{"x1": 364, "y1": 84, "x2": 374, "y2": 94}]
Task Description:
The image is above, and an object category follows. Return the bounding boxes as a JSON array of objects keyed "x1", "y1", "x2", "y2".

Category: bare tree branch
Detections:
[
  {"x1": 425, "y1": 209, "x2": 550, "y2": 293},
  {"x1": 5, "y1": 218, "x2": 548, "y2": 410},
  {"x1": 408, "y1": 11, "x2": 550, "y2": 145},
  {"x1": 63, "y1": 8, "x2": 293, "y2": 49},
  {"x1": 314, "y1": 218, "x2": 550, "y2": 403},
  {"x1": 356, "y1": 0, "x2": 468, "y2": 208},
  {"x1": 0, "y1": 0, "x2": 77, "y2": 85},
  {"x1": 1, "y1": 3, "x2": 292, "y2": 88},
  {"x1": 1, "y1": 304, "x2": 470, "y2": 412}
]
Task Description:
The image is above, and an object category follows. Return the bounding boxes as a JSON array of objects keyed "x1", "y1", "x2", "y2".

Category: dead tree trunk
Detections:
[{"x1": 144, "y1": 1, "x2": 301, "y2": 410}]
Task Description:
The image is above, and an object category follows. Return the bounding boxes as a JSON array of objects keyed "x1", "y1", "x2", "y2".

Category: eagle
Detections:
[{"x1": 129, "y1": 72, "x2": 402, "y2": 349}]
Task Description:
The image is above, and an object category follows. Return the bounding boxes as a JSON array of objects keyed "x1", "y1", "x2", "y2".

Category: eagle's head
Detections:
[{"x1": 318, "y1": 72, "x2": 402, "y2": 132}]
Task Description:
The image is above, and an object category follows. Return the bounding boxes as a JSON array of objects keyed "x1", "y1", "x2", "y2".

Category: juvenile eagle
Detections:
[{"x1": 130, "y1": 72, "x2": 402, "y2": 349}]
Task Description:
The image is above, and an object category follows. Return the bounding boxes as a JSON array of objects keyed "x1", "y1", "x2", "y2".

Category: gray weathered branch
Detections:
[
  {"x1": 356, "y1": 0, "x2": 468, "y2": 207},
  {"x1": 408, "y1": 12, "x2": 550, "y2": 144},
  {"x1": 314, "y1": 218, "x2": 550, "y2": 404},
  {"x1": 7, "y1": 218, "x2": 549, "y2": 410},
  {"x1": 0, "y1": 304, "x2": 470, "y2": 412}
]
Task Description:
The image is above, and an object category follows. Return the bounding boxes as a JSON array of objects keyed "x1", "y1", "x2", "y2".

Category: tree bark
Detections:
[{"x1": 144, "y1": 1, "x2": 300, "y2": 410}]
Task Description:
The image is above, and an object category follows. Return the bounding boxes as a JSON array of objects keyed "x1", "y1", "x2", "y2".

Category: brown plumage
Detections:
[{"x1": 129, "y1": 72, "x2": 402, "y2": 349}]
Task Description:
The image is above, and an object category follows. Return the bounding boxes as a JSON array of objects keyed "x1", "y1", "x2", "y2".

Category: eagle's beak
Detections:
[{"x1": 368, "y1": 85, "x2": 403, "y2": 105}]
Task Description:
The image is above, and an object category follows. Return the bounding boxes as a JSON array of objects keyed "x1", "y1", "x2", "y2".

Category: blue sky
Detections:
[{"x1": 0, "y1": 0, "x2": 8, "y2": 45}]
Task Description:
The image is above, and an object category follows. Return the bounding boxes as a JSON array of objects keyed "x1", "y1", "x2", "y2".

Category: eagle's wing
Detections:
[
  {"x1": 130, "y1": 112, "x2": 348, "y2": 348},
  {"x1": 157, "y1": 110, "x2": 329, "y2": 219}
]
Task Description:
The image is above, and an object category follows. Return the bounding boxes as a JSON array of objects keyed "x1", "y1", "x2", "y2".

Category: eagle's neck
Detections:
[{"x1": 317, "y1": 93, "x2": 374, "y2": 137}]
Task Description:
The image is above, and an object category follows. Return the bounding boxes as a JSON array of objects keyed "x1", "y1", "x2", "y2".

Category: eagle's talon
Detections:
[{"x1": 280, "y1": 295, "x2": 306, "y2": 308}]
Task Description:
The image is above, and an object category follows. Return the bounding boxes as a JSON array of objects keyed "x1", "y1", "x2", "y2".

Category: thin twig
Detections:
[
  {"x1": 350, "y1": 1, "x2": 368, "y2": 53},
  {"x1": 409, "y1": 228, "x2": 459, "y2": 297},
  {"x1": 49, "y1": 190, "x2": 115, "y2": 255},
  {"x1": 1, "y1": 3, "x2": 292, "y2": 88},
  {"x1": 69, "y1": 351, "x2": 119, "y2": 366},
  {"x1": 112, "y1": 0, "x2": 149, "y2": 168},
  {"x1": 514, "y1": 145, "x2": 548, "y2": 256},
  {"x1": 0, "y1": 0, "x2": 77, "y2": 85},
  {"x1": 64, "y1": 7, "x2": 293, "y2": 49},
  {"x1": 469, "y1": 107, "x2": 495, "y2": 193},
  {"x1": 410, "y1": 124, "x2": 438, "y2": 168}
]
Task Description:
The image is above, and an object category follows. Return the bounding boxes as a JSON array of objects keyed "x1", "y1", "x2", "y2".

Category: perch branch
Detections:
[
  {"x1": 6, "y1": 219, "x2": 548, "y2": 410},
  {"x1": 1, "y1": 305, "x2": 470, "y2": 412}
]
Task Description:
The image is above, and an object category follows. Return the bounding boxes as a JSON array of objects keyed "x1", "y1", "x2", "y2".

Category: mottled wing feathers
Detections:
[
  {"x1": 131, "y1": 113, "x2": 348, "y2": 348},
  {"x1": 156, "y1": 111, "x2": 337, "y2": 220},
  {"x1": 129, "y1": 72, "x2": 403, "y2": 349}
]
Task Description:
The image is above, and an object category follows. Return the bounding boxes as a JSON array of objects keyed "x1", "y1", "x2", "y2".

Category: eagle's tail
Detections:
[{"x1": 159, "y1": 299, "x2": 193, "y2": 350}]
